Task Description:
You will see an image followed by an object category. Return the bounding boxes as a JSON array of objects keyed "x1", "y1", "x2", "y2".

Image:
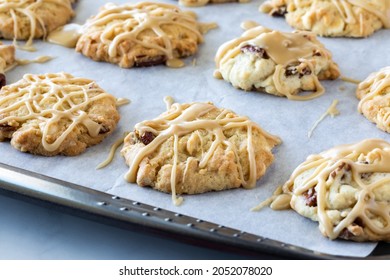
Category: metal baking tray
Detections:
[{"x1": 1, "y1": 162, "x2": 389, "y2": 259}]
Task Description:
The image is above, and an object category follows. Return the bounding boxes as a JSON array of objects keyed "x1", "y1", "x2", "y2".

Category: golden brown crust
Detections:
[
  {"x1": 75, "y1": 2, "x2": 206, "y2": 68},
  {"x1": 121, "y1": 101, "x2": 280, "y2": 195},
  {"x1": 357, "y1": 67, "x2": 390, "y2": 133},
  {"x1": 0, "y1": 0, "x2": 74, "y2": 41},
  {"x1": 0, "y1": 73, "x2": 120, "y2": 156},
  {"x1": 260, "y1": 0, "x2": 389, "y2": 37},
  {"x1": 284, "y1": 139, "x2": 390, "y2": 242}
]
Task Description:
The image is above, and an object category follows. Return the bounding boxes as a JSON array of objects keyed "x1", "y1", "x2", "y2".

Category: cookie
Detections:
[
  {"x1": 0, "y1": 0, "x2": 75, "y2": 47},
  {"x1": 0, "y1": 42, "x2": 15, "y2": 88},
  {"x1": 121, "y1": 99, "x2": 281, "y2": 202},
  {"x1": 282, "y1": 139, "x2": 390, "y2": 242},
  {"x1": 357, "y1": 67, "x2": 390, "y2": 134},
  {"x1": 260, "y1": 0, "x2": 390, "y2": 37},
  {"x1": 76, "y1": 2, "x2": 215, "y2": 68},
  {"x1": 0, "y1": 72, "x2": 120, "y2": 156},
  {"x1": 179, "y1": 0, "x2": 248, "y2": 7},
  {"x1": 214, "y1": 24, "x2": 340, "y2": 100}
]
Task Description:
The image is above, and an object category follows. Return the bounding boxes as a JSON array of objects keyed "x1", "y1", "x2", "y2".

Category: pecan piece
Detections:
[
  {"x1": 303, "y1": 187, "x2": 317, "y2": 207},
  {"x1": 240, "y1": 45, "x2": 269, "y2": 59},
  {"x1": 138, "y1": 131, "x2": 155, "y2": 145},
  {"x1": 0, "y1": 123, "x2": 14, "y2": 132}
]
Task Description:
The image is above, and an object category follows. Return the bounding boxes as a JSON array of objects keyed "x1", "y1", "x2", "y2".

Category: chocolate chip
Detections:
[
  {"x1": 134, "y1": 55, "x2": 167, "y2": 67},
  {"x1": 313, "y1": 50, "x2": 322, "y2": 56},
  {"x1": 285, "y1": 66, "x2": 298, "y2": 76},
  {"x1": 99, "y1": 125, "x2": 110, "y2": 134},
  {"x1": 240, "y1": 45, "x2": 269, "y2": 59},
  {"x1": 338, "y1": 219, "x2": 364, "y2": 239},
  {"x1": 303, "y1": 187, "x2": 317, "y2": 207},
  {"x1": 271, "y1": 5, "x2": 287, "y2": 17},
  {"x1": 0, "y1": 73, "x2": 6, "y2": 89},
  {"x1": 360, "y1": 172, "x2": 372, "y2": 180},
  {"x1": 139, "y1": 131, "x2": 155, "y2": 145}
]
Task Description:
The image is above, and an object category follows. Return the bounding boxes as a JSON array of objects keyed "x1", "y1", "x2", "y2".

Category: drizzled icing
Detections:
[
  {"x1": 261, "y1": 0, "x2": 390, "y2": 33},
  {"x1": 123, "y1": 98, "x2": 281, "y2": 205},
  {"x1": 47, "y1": 23, "x2": 82, "y2": 48},
  {"x1": 282, "y1": 139, "x2": 390, "y2": 240},
  {"x1": 0, "y1": 43, "x2": 15, "y2": 74},
  {"x1": 215, "y1": 24, "x2": 338, "y2": 100},
  {"x1": 332, "y1": 0, "x2": 390, "y2": 28},
  {"x1": 79, "y1": 2, "x2": 216, "y2": 67},
  {"x1": 0, "y1": 73, "x2": 115, "y2": 152},
  {"x1": 357, "y1": 67, "x2": 390, "y2": 128},
  {"x1": 307, "y1": 99, "x2": 340, "y2": 138},
  {"x1": 0, "y1": 0, "x2": 74, "y2": 50}
]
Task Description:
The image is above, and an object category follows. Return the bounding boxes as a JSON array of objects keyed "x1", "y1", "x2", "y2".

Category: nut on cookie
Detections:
[
  {"x1": 76, "y1": 2, "x2": 215, "y2": 68},
  {"x1": 260, "y1": 0, "x2": 390, "y2": 37},
  {"x1": 121, "y1": 100, "x2": 281, "y2": 199},
  {"x1": 283, "y1": 139, "x2": 390, "y2": 242},
  {"x1": 357, "y1": 67, "x2": 390, "y2": 134},
  {"x1": 215, "y1": 24, "x2": 340, "y2": 100}
]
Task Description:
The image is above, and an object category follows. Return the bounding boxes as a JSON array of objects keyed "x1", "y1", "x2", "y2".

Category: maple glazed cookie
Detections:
[
  {"x1": 260, "y1": 0, "x2": 390, "y2": 37},
  {"x1": 357, "y1": 67, "x2": 390, "y2": 134},
  {"x1": 179, "y1": 0, "x2": 248, "y2": 7},
  {"x1": 214, "y1": 24, "x2": 340, "y2": 100},
  {"x1": 282, "y1": 139, "x2": 390, "y2": 242},
  {"x1": 0, "y1": 0, "x2": 75, "y2": 46},
  {"x1": 121, "y1": 99, "x2": 281, "y2": 204},
  {"x1": 0, "y1": 73, "x2": 120, "y2": 156},
  {"x1": 0, "y1": 42, "x2": 15, "y2": 88},
  {"x1": 76, "y1": 2, "x2": 215, "y2": 68}
]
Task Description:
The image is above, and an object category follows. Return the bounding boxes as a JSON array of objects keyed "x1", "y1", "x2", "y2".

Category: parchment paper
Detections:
[{"x1": 1, "y1": 0, "x2": 389, "y2": 257}]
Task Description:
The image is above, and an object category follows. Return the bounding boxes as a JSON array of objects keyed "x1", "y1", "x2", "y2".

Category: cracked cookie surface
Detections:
[
  {"x1": 283, "y1": 139, "x2": 390, "y2": 242},
  {"x1": 260, "y1": 0, "x2": 390, "y2": 37},
  {"x1": 76, "y1": 1, "x2": 213, "y2": 68},
  {"x1": 121, "y1": 100, "x2": 281, "y2": 202},
  {"x1": 357, "y1": 67, "x2": 390, "y2": 134},
  {"x1": 0, "y1": 72, "x2": 120, "y2": 156}
]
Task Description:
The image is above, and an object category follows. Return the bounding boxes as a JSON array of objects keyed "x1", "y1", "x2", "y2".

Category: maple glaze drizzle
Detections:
[{"x1": 0, "y1": 73, "x2": 115, "y2": 152}]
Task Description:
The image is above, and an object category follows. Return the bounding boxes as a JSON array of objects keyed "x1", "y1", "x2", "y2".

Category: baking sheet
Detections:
[{"x1": 1, "y1": 0, "x2": 389, "y2": 257}]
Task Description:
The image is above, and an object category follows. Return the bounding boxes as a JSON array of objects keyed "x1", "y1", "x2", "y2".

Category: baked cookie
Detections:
[
  {"x1": 76, "y1": 2, "x2": 215, "y2": 68},
  {"x1": 0, "y1": 0, "x2": 75, "y2": 47},
  {"x1": 214, "y1": 24, "x2": 340, "y2": 100},
  {"x1": 121, "y1": 99, "x2": 281, "y2": 204},
  {"x1": 179, "y1": 0, "x2": 248, "y2": 7},
  {"x1": 0, "y1": 42, "x2": 15, "y2": 88},
  {"x1": 282, "y1": 139, "x2": 390, "y2": 242},
  {"x1": 357, "y1": 67, "x2": 390, "y2": 134},
  {"x1": 260, "y1": 0, "x2": 390, "y2": 37},
  {"x1": 0, "y1": 72, "x2": 120, "y2": 156}
]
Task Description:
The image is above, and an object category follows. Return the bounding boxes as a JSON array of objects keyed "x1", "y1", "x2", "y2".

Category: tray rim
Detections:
[{"x1": 1, "y1": 162, "x2": 388, "y2": 260}]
